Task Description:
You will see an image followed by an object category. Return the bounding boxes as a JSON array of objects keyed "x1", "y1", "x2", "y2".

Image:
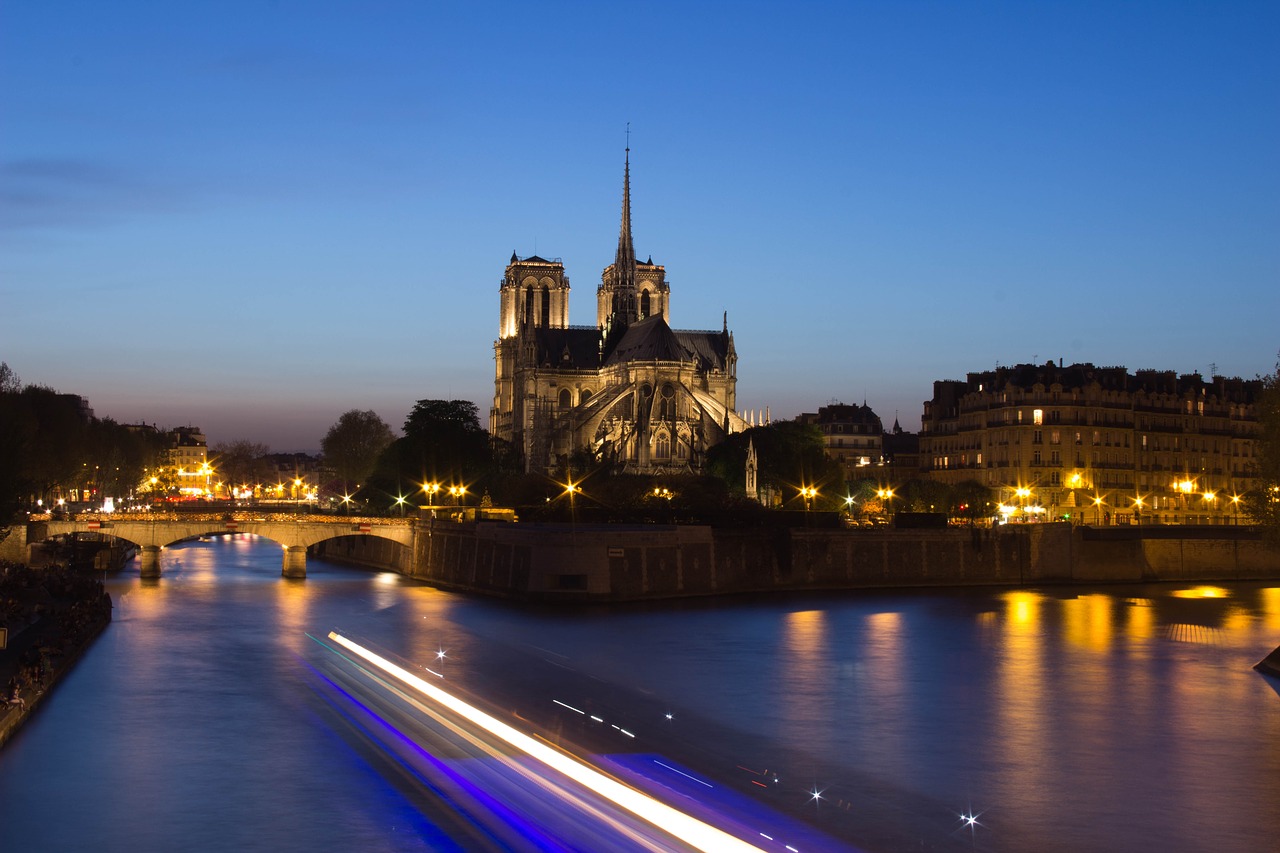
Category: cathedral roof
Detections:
[
  {"x1": 530, "y1": 326, "x2": 601, "y2": 369},
  {"x1": 606, "y1": 316, "x2": 687, "y2": 364},
  {"x1": 602, "y1": 316, "x2": 732, "y2": 368}
]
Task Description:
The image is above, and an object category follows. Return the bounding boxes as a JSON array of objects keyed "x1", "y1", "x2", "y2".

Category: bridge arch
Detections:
[{"x1": 43, "y1": 519, "x2": 416, "y2": 579}]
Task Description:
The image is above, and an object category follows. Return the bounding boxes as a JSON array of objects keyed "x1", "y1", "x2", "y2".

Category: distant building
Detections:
[
  {"x1": 882, "y1": 417, "x2": 921, "y2": 479},
  {"x1": 920, "y1": 361, "x2": 1261, "y2": 524},
  {"x1": 261, "y1": 452, "x2": 325, "y2": 502},
  {"x1": 168, "y1": 427, "x2": 209, "y2": 496},
  {"x1": 796, "y1": 403, "x2": 884, "y2": 480},
  {"x1": 490, "y1": 149, "x2": 747, "y2": 474}
]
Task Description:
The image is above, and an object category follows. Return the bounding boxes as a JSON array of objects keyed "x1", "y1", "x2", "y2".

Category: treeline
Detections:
[
  {"x1": 323, "y1": 398, "x2": 1000, "y2": 523},
  {"x1": 0, "y1": 364, "x2": 168, "y2": 520}
]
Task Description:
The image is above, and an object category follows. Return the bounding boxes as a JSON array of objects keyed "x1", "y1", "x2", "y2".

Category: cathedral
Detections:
[{"x1": 490, "y1": 149, "x2": 747, "y2": 475}]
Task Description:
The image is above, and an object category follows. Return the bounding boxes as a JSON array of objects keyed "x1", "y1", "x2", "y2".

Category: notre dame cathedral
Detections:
[{"x1": 490, "y1": 149, "x2": 747, "y2": 474}]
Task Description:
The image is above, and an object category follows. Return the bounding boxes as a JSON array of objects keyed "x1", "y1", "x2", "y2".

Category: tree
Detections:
[
  {"x1": 212, "y1": 440, "x2": 272, "y2": 499},
  {"x1": 321, "y1": 410, "x2": 396, "y2": 497},
  {"x1": 360, "y1": 400, "x2": 495, "y2": 511},
  {"x1": 1245, "y1": 352, "x2": 1280, "y2": 542},
  {"x1": 706, "y1": 421, "x2": 844, "y2": 505},
  {"x1": 950, "y1": 479, "x2": 996, "y2": 524}
]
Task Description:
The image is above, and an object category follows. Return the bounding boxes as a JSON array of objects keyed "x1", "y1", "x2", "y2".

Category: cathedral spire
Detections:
[{"x1": 614, "y1": 147, "x2": 637, "y2": 300}]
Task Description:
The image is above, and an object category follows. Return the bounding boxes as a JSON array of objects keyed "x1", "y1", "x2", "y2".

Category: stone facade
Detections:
[
  {"x1": 920, "y1": 362, "x2": 1262, "y2": 525},
  {"x1": 490, "y1": 150, "x2": 746, "y2": 474}
]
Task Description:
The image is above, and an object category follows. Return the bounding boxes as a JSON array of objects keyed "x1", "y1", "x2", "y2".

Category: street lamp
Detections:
[
  {"x1": 1230, "y1": 493, "x2": 1241, "y2": 525},
  {"x1": 1092, "y1": 494, "x2": 1106, "y2": 526},
  {"x1": 800, "y1": 486, "x2": 818, "y2": 512},
  {"x1": 1132, "y1": 495, "x2": 1145, "y2": 526},
  {"x1": 1015, "y1": 486, "x2": 1032, "y2": 522}
]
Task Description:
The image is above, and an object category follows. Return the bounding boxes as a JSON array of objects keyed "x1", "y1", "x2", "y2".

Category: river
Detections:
[{"x1": 1, "y1": 535, "x2": 1277, "y2": 852}]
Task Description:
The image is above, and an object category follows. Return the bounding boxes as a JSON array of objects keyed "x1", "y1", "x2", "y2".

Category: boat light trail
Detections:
[{"x1": 328, "y1": 631, "x2": 763, "y2": 853}]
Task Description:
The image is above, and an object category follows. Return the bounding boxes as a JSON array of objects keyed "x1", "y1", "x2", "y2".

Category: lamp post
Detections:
[
  {"x1": 1132, "y1": 495, "x2": 1144, "y2": 526},
  {"x1": 1092, "y1": 494, "x2": 1105, "y2": 526},
  {"x1": 1230, "y1": 494, "x2": 1241, "y2": 526},
  {"x1": 1015, "y1": 486, "x2": 1032, "y2": 522}
]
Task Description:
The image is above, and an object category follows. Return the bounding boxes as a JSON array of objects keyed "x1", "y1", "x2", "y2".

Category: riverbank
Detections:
[{"x1": 0, "y1": 561, "x2": 113, "y2": 748}]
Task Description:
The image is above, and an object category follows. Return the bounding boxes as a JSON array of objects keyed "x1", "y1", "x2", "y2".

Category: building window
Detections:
[
  {"x1": 640, "y1": 289, "x2": 651, "y2": 319},
  {"x1": 558, "y1": 388, "x2": 571, "y2": 409},
  {"x1": 655, "y1": 433, "x2": 670, "y2": 458},
  {"x1": 1034, "y1": 409, "x2": 1044, "y2": 425},
  {"x1": 1051, "y1": 430, "x2": 1061, "y2": 445}
]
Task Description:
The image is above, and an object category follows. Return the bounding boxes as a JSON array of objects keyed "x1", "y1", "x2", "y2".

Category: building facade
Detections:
[
  {"x1": 491, "y1": 150, "x2": 746, "y2": 474},
  {"x1": 920, "y1": 362, "x2": 1261, "y2": 525},
  {"x1": 797, "y1": 403, "x2": 885, "y2": 480}
]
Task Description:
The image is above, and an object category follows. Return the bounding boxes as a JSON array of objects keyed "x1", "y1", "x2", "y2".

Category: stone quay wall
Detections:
[{"x1": 323, "y1": 519, "x2": 1279, "y2": 601}]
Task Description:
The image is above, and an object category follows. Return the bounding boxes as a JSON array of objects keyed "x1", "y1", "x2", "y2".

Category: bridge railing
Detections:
[{"x1": 30, "y1": 512, "x2": 412, "y2": 526}]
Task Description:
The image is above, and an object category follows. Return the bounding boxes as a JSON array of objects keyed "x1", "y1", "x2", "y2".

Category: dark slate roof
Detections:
[
  {"x1": 675, "y1": 330, "x2": 730, "y2": 370},
  {"x1": 607, "y1": 317, "x2": 687, "y2": 364},
  {"x1": 532, "y1": 327, "x2": 601, "y2": 369},
  {"x1": 600, "y1": 316, "x2": 731, "y2": 369}
]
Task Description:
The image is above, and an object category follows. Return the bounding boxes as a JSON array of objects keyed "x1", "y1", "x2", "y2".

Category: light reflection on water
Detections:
[{"x1": 0, "y1": 535, "x2": 1276, "y2": 852}]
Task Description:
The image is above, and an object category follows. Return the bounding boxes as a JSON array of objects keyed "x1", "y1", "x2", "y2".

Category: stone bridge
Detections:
[{"x1": 44, "y1": 516, "x2": 416, "y2": 578}]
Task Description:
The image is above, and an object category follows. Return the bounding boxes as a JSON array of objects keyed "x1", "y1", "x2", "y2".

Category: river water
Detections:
[{"x1": 1, "y1": 535, "x2": 1277, "y2": 852}]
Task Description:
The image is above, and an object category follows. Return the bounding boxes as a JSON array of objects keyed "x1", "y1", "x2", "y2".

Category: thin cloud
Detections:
[{"x1": 0, "y1": 158, "x2": 185, "y2": 231}]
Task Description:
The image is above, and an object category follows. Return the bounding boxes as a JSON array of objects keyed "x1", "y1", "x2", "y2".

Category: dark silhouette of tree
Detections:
[
  {"x1": 321, "y1": 410, "x2": 395, "y2": 498},
  {"x1": 950, "y1": 479, "x2": 996, "y2": 524},
  {"x1": 375, "y1": 400, "x2": 492, "y2": 500},
  {"x1": 706, "y1": 422, "x2": 844, "y2": 506}
]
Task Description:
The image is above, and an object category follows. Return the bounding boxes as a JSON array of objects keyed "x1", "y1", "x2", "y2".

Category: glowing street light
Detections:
[
  {"x1": 422, "y1": 482, "x2": 441, "y2": 505},
  {"x1": 799, "y1": 486, "x2": 818, "y2": 512}
]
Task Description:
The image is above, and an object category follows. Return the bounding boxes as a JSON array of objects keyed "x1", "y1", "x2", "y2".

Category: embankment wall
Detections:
[{"x1": 319, "y1": 520, "x2": 1279, "y2": 601}]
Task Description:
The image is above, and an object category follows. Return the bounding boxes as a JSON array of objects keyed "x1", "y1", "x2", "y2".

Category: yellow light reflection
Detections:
[
  {"x1": 1063, "y1": 594, "x2": 1113, "y2": 653},
  {"x1": 1171, "y1": 586, "x2": 1230, "y2": 599},
  {"x1": 1263, "y1": 587, "x2": 1280, "y2": 632}
]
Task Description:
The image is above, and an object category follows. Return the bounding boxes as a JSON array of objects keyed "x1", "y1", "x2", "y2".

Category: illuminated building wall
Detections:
[{"x1": 919, "y1": 362, "x2": 1261, "y2": 524}]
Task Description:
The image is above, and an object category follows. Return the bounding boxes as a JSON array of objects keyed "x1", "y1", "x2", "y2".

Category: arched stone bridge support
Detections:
[
  {"x1": 139, "y1": 545, "x2": 162, "y2": 578},
  {"x1": 42, "y1": 518, "x2": 416, "y2": 579},
  {"x1": 282, "y1": 546, "x2": 307, "y2": 578}
]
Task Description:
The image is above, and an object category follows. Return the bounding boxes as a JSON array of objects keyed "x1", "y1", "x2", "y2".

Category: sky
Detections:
[{"x1": 2, "y1": 1, "x2": 1278, "y2": 453}]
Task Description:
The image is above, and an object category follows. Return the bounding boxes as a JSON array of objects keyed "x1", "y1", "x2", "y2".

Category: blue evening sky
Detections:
[{"x1": 3, "y1": 1, "x2": 1277, "y2": 452}]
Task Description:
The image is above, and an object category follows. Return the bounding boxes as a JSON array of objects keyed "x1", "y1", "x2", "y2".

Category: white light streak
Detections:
[
  {"x1": 554, "y1": 699, "x2": 586, "y2": 715},
  {"x1": 329, "y1": 631, "x2": 762, "y2": 853}
]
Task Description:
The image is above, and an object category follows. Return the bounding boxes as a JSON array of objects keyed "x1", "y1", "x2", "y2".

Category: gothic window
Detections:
[
  {"x1": 656, "y1": 432, "x2": 671, "y2": 458},
  {"x1": 524, "y1": 286, "x2": 534, "y2": 323},
  {"x1": 558, "y1": 388, "x2": 571, "y2": 409},
  {"x1": 658, "y1": 383, "x2": 675, "y2": 420},
  {"x1": 580, "y1": 389, "x2": 592, "y2": 406},
  {"x1": 541, "y1": 285, "x2": 550, "y2": 327},
  {"x1": 640, "y1": 289, "x2": 651, "y2": 319}
]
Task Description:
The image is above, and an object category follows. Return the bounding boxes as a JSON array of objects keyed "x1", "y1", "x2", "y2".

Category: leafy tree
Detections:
[
  {"x1": 321, "y1": 410, "x2": 396, "y2": 496},
  {"x1": 950, "y1": 479, "x2": 996, "y2": 524},
  {"x1": 1245, "y1": 353, "x2": 1280, "y2": 542},
  {"x1": 896, "y1": 478, "x2": 952, "y2": 514},
  {"x1": 386, "y1": 399, "x2": 492, "y2": 489},
  {"x1": 706, "y1": 422, "x2": 844, "y2": 506}
]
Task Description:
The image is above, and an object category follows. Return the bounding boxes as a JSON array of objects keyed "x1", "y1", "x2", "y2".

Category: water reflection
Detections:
[{"x1": 1, "y1": 542, "x2": 1278, "y2": 853}]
